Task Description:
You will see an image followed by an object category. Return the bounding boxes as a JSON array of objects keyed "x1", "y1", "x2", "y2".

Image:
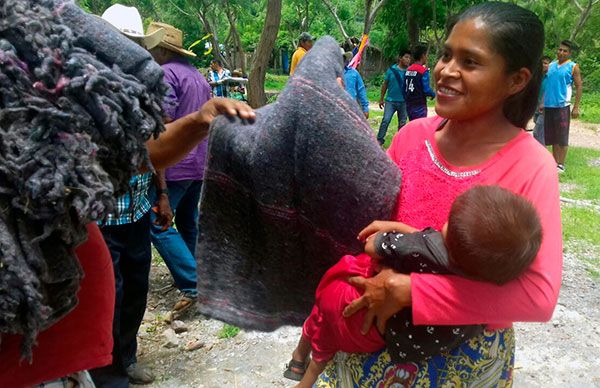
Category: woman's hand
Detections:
[
  {"x1": 343, "y1": 269, "x2": 412, "y2": 334},
  {"x1": 357, "y1": 220, "x2": 418, "y2": 242},
  {"x1": 147, "y1": 98, "x2": 255, "y2": 171},
  {"x1": 195, "y1": 97, "x2": 256, "y2": 125}
]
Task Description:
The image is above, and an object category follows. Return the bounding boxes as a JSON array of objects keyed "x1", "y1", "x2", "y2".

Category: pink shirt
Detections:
[{"x1": 387, "y1": 116, "x2": 562, "y2": 329}]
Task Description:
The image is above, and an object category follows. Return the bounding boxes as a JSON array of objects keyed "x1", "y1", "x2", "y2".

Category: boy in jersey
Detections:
[{"x1": 404, "y1": 44, "x2": 435, "y2": 120}]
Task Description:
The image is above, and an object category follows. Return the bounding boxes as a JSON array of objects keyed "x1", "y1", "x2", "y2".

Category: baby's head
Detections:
[{"x1": 444, "y1": 185, "x2": 542, "y2": 285}]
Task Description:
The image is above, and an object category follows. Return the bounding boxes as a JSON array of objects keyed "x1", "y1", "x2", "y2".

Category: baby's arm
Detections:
[
  {"x1": 358, "y1": 220, "x2": 418, "y2": 242},
  {"x1": 368, "y1": 228, "x2": 453, "y2": 275}
]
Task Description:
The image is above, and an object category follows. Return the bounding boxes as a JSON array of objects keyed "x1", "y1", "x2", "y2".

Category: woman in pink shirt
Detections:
[{"x1": 315, "y1": 3, "x2": 561, "y2": 386}]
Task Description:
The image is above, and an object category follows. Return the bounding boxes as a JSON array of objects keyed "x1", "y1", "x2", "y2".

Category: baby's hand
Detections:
[
  {"x1": 364, "y1": 232, "x2": 382, "y2": 260},
  {"x1": 357, "y1": 221, "x2": 418, "y2": 242}
]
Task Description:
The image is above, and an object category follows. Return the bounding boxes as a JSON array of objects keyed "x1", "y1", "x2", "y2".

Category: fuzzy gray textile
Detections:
[
  {"x1": 197, "y1": 36, "x2": 402, "y2": 330},
  {"x1": 0, "y1": 0, "x2": 164, "y2": 359}
]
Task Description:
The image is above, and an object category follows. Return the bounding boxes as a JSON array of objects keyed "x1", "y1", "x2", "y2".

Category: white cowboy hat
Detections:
[
  {"x1": 147, "y1": 22, "x2": 197, "y2": 58},
  {"x1": 101, "y1": 4, "x2": 165, "y2": 50}
]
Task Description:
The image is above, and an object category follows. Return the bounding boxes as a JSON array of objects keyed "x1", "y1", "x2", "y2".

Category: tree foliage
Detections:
[{"x1": 76, "y1": 0, "x2": 600, "y2": 91}]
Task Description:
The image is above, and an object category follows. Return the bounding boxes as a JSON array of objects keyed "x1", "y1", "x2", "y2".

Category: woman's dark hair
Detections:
[
  {"x1": 449, "y1": 2, "x2": 544, "y2": 128},
  {"x1": 211, "y1": 58, "x2": 223, "y2": 67},
  {"x1": 446, "y1": 186, "x2": 542, "y2": 285}
]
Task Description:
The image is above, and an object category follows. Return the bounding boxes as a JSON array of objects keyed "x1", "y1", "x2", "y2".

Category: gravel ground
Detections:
[
  {"x1": 136, "y1": 237, "x2": 600, "y2": 388},
  {"x1": 133, "y1": 117, "x2": 600, "y2": 387}
]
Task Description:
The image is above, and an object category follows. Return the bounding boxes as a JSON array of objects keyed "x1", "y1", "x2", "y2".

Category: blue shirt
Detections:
[
  {"x1": 544, "y1": 60, "x2": 576, "y2": 108},
  {"x1": 99, "y1": 173, "x2": 152, "y2": 226},
  {"x1": 383, "y1": 64, "x2": 406, "y2": 103},
  {"x1": 208, "y1": 68, "x2": 232, "y2": 97},
  {"x1": 344, "y1": 66, "x2": 369, "y2": 113}
]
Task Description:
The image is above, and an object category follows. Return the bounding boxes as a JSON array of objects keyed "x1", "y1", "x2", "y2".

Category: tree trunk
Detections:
[
  {"x1": 431, "y1": 0, "x2": 444, "y2": 56},
  {"x1": 363, "y1": 0, "x2": 387, "y2": 35},
  {"x1": 569, "y1": 0, "x2": 598, "y2": 41},
  {"x1": 406, "y1": 0, "x2": 419, "y2": 48},
  {"x1": 248, "y1": 0, "x2": 282, "y2": 108},
  {"x1": 194, "y1": 1, "x2": 230, "y2": 69},
  {"x1": 322, "y1": 0, "x2": 352, "y2": 46},
  {"x1": 226, "y1": 5, "x2": 246, "y2": 73}
]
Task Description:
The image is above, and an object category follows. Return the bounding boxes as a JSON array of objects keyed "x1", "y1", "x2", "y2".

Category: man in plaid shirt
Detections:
[{"x1": 95, "y1": 172, "x2": 156, "y2": 385}]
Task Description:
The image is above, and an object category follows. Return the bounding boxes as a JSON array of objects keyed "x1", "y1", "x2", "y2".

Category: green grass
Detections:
[
  {"x1": 558, "y1": 146, "x2": 600, "y2": 278},
  {"x1": 367, "y1": 109, "x2": 400, "y2": 148},
  {"x1": 265, "y1": 73, "x2": 289, "y2": 92},
  {"x1": 217, "y1": 324, "x2": 240, "y2": 339},
  {"x1": 558, "y1": 147, "x2": 600, "y2": 201},
  {"x1": 580, "y1": 91, "x2": 600, "y2": 124},
  {"x1": 562, "y1": 206, "x2": 600, "y2": 246},
  {"x1": 562, "y1": 206, "x2": 600, "y2": 279},
  {"x1": 366, "y1": 85, "x2": 381, "y2": 102}
]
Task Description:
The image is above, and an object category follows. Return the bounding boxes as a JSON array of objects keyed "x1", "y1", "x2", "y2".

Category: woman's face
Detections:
[{"x1": 433, "y1": 18, "x2": 518, "y2": 121}]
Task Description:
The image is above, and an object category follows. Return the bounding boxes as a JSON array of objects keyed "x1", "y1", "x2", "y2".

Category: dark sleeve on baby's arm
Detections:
[
  {"x1": 378, "y1": 228, "x2": 483, "y2": 364},
  {"x1": 373, "y1": 228, "x2": 456, "y2": 275}
]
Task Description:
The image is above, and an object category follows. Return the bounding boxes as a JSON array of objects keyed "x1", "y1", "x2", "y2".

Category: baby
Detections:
[{"x1": 284, "y1": 185, "x2": 543, "y2": 387}]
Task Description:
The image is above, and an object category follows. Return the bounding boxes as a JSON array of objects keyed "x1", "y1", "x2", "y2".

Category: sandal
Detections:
[
  {"x1": 173, "y1": 295, "x2": 194, "y2": 313},
  {"x1": 283, "y1": 358, "x2": 309, "y2": 381}
]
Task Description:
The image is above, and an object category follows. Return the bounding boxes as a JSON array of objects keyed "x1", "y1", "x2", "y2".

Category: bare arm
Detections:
[
  {"x1": 379, "y1": 80, "x2": 388, "y2": 109},
  {"x1": 572, "y1": 64, "x2": 583, "y2": 118},
  {"x1": 144, "y1": 98, "x2": 255, "y2": 171}
]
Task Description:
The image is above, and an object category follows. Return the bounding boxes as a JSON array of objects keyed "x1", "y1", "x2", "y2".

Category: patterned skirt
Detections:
[{"x1": 315, "y1": 328, "x2": 514, "y2": 387}]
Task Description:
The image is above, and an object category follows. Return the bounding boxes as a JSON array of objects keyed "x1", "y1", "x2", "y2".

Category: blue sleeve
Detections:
[
  {"x1": 356, "y1": 74, "x2": 369, "y2": 112},
  {"x1": 422, "y1": 70, "x2": 435, "y2": 97},
  {"x1": 384, "y1": 69, "x2": 392, "y2": 83}
]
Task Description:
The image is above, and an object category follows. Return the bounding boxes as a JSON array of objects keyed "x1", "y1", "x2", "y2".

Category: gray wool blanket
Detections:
[
  {"x1": 197, "y1": 37, "x2": 402, "y2": 330},
  {"x1": 0, "y1": 0, "x2": 164, "y2": 359}
]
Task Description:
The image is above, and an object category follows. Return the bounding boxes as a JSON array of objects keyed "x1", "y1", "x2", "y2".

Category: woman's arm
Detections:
[
  {"x1": 346, "y1": 148, "x2": 562, "y2": 329},
  {"x1": 410, "y1": 164, "x2": 562, "y2": 325},
  {"x1": 145, "y1": 98, "x2": 255, "y2": 171}
]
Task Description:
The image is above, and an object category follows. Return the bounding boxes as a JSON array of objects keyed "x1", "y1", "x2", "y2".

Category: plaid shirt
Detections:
[{"x1": 99, "y1": 173, "x2": 152, "y2": 226}]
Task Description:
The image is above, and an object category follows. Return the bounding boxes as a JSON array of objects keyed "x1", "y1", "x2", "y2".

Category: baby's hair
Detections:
[
  {"x1": 449, "y1": 2, "x2": 544, "y2": 129},
  {"x1": 446, "y1": 185, "x2": 542, "y2": 285}
]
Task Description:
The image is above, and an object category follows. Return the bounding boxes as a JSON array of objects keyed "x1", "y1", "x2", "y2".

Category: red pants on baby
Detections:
[{"x1": 302, "y1": 254, "x2": 385, "y2": 363}]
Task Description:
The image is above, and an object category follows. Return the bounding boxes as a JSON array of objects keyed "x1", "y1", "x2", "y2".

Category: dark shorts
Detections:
[
  {"x1": 544, "y1": 106, "x2": 571, "y2": 146},
  {"x1": 407, "y1": 104, "x2": 427, "y2": 121}
]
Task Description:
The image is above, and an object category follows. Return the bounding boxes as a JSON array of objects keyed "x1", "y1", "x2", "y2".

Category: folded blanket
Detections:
[
  {"x1": 197, "y1": 36, "x2": 402, "y2": 330},
  {"x1": 0, "y1": 0, "x2": 164, "y2": 359}
]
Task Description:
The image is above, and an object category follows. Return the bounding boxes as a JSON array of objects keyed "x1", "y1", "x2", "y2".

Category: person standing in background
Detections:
[
  {"x1": 90, "y1": 6, "x2": 166, "y2": 386},
  {"x1": 377, "y1": 50, "x2": 411, "y2": 145},
  {"x1": 543, "y1": 40, "x2": 583, "y2": 173},
  {"x1": 290, "y1": 32, "x2": 314, "y2": 75},
  {"x1": 146, "y1": 22, "x2": 212, "y2": 318},
  {"x1": 208, "y1": 59, "x2": 232, "y2": 97},
  {"x1": 343, "y1": 52, "x2": 369, "y2": 119},
  {"x1": 533, "y1": 56, "x2": 551, "y2": 145},
  {"x1": 405, "y1": 43, "x2": 435, "y2": 121}
]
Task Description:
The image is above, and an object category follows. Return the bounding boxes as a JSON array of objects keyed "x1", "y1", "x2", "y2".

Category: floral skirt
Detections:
[{"x1": 315, "y1": 328, "x2": 514, "y2": 387}]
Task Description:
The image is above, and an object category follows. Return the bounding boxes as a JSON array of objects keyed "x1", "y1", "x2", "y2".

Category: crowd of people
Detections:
[{"x1": 0, "y1": 1, "x2": 573, "y2": 387}]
